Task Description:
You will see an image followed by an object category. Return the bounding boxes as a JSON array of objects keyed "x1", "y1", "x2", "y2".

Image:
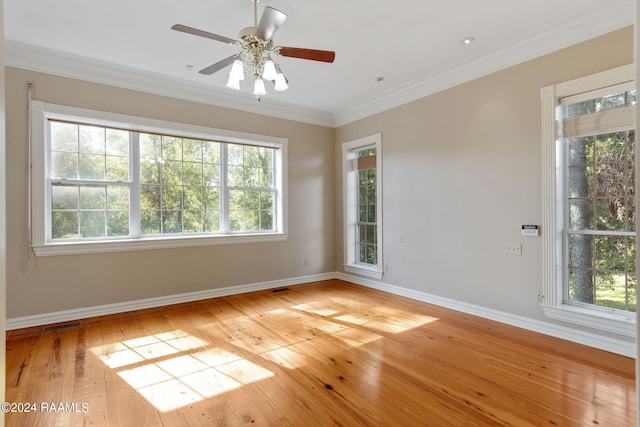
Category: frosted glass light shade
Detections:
[
  {"x1": 274, "y1": 73, "x2": 288, "y2": 91},
  {"x1": 262, "y1": 60, "x2": 277, "y2": 81},
  {"x1": 229, "y1": 59, "x2": 244, "y2": 80},
  {"x1": 253, "y1": 78, "x2": 267, "y2": 96},
  {"x1": 226, "y1": 75, "x2": 241, "y2": 90}
]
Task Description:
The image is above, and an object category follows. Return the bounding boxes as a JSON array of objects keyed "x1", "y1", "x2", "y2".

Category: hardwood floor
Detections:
[{"x1": 5, "y1": 279, "x2": 636, "y2": 426}]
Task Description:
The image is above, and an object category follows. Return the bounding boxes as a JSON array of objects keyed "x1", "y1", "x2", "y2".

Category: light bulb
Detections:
[
  {"x1": 262, "y1": 60, "x2": 277, "y2": 81},
  {"x1": 253, "y1": 78, "x2": 267, "y2": 96},
  {"x1": 226, "y1": 74, "x2": 241, "y2": 90},
  {"x1": 274, "y1": 72, "x2": 288, "y2": 91},
  {"x1": 229, "y1": 59, "x2": 244, "y2": 80}
]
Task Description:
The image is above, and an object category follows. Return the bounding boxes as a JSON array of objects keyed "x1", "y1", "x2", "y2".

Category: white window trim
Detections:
[
  {"x1": 540, "y1": 64, "x2": 636, "y2": 337},
  {"x1": 342, "y1": 133, "x2": 383, "y2": 279},
  {"x1": 30, "y1": 101, "x2": 288, "y2": 256}
]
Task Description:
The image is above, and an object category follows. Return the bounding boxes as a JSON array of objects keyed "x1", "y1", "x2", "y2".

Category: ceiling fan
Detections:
[{"x1": 172, "y1": 0, "x2": 336, "y2": 99}]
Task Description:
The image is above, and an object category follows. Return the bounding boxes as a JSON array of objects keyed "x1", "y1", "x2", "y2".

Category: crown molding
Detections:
[
  {"x1": 4, "y1": 40, "x2": 335, "y2": 127},
  {"x1": 332, "y1": 2, "x2": 634, "y2": 127},
  {"x1": 4, "y1": 1, "x2": 633, "y2": 129}
]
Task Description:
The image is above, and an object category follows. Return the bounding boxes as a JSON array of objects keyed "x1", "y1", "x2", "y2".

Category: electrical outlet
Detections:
[
  {"x1": 537, "y1": 290, "x2": 544, "y2": 303},
  {"x1": 504, "y1": 243, "x2": 522, "y2": 255},
  {"x1": 299, "y1": 257, "x2": 308, "y2": 266}
]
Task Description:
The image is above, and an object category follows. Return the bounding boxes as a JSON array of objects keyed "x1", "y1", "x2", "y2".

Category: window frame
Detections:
[
  {"x1": 342, "y1": 133, "x2": 383, "y2": 279},
  {"x1": 30, "y1": 101, "x2": 288, "y2": 256},
  {"x1": 541, "y1": 64, "x2": 636, "y2": 336}
]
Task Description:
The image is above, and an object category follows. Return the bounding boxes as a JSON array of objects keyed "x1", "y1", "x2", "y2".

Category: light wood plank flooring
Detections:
[{"x1": 5, "y1": 279, "x2": 636, "y2": 426}]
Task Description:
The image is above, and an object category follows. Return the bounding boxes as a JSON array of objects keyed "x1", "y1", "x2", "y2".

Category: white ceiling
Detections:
[{"x1": 4, "y1": 0, "x2": 634, "y2": 126}]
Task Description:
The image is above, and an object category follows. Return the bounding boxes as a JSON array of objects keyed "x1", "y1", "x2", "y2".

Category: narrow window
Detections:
[
  {"x1": 342, "y1": 134, "x2": 382, "y2": 279},
  {"x1": 562, "y1": 89, "x2": 636, "y2": 312},
  {"x1": 356, "y1": 147, "x2": 378, "y2": 265},
  {"x1": 540, "y1": 65, "x2": 636, "y2": 336}
]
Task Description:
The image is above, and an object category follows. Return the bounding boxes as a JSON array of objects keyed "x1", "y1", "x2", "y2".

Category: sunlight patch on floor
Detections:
[
  {"x1": 252, "y1": 307, "x2": 385, "y2": 366},
  {"x1": 366, "y1": 321, "x2": 410, "y2": 333},
  {"x1": 334, "y1": 314, "x2": 370, "y2": 325},
  {"x1": 135, "y1": 378, "x2": 204, "y2": 412},
  {"x1": 305, "y1": 318, "x2": 350, "y2": 333},
  {"x1": 371, "y1": 306, "x2": 439, "y2": 330},
  {"x1": 92, "y1": 330, "x2": 206, "y2": 369},
  {"x1": 260, "y1": 347, "x2": 309, "y2": 369},
  {"x1": 91, "y1": 330, "x2": 275, "y2": 412},
  {"x1": 292, "y1": 302, "x2": 341, "y2": 316},
  {"x1": 89, "y1": 295, "x2": 440, "y2": 412},
  {"x1": 291, "y1": 297, "x2": 439, "y2": 334},
  {"x1": 334, "y1": 328, "x2": 383, "y2": 347}
]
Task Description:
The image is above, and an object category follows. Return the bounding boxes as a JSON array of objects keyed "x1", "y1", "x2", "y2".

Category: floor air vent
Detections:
[
  {"x1": 271, "y1": 287, "x2": 291, "y2": 293},
  {"x1": 43, "y1": 321, "x2": 81, "y2": 332}
]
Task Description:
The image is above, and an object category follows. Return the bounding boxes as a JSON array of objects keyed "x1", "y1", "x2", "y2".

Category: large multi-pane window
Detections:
[
  {"x1": 342, "y1": 134, "x2": 382, "y2": 279},
  {"x1": 541, "y1": 65, "x2": 636, "y2": 337},
  {"x1": 31, "y1": 102, "x2": 286, "y2": 255},
  {"x1": 563, "y1": 89, "x2": 636, "y2": 312}
]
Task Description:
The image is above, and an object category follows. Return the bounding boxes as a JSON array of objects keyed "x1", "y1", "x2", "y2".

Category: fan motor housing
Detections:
[{"x1": 239, "y1": 26, "x2": 257, "y2": 38}]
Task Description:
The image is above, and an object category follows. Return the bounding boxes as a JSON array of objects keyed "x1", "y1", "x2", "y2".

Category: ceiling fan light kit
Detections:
[
  {"x1": 262, "y1": 60, "x2": 277, "y2": 81},
  {"x1": 253, "y1": 78, "x2": 267, "y2": 96},
  {"x1": 172, "y1": 0, "x2": 335, "y2": 100},
  {"x1": 229, "y1": 31, "x2": 285, "y2": 97},
  {"x1": 229, "y1": 59, "x2": 245, "y2": 80},
  {"x1": 273, "y1": 67, "x2": 288, "y2": 91},
  {"x1": 225, "y1": 75, "x2": 241, "y2": 90}
]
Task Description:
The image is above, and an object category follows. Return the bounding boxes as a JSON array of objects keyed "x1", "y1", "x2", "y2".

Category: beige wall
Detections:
[
  {"x1": 335, "y1": 27, "x2": 634, "y2": 336},
  {"x1": 5, "y1": 68, "x2": 335, "y2": 318},
  {"x1": 3, "y1": 26, "x2": 636, "y2": 347}
]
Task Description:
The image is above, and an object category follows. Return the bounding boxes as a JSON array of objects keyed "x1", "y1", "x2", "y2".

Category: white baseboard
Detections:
[
  {"x1": 7, "y1": 271, "x2": 635, "y2": 358},
  {"x1": 6, "y1": 272, "x2": 335, "y2": 330},
  {"x1": 335, "y1": 272, "x2": 636, "y2": 358}
]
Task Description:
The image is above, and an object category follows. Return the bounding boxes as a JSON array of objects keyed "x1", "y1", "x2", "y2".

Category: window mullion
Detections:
[
  {"x1": 43, "y1": 119, "x2": 52, "y2": 243},
  {"x1": 130, "y1": 132, "x2": 141, "y2": 238},
  {"x1": 567, "y1": 229, "x2": 636, "y2": 237},
  {"x1": 220, "y1": 143, "x2": 229, "y2": 233},
  {"x1": 50, "y1": 178, "x2": 129, "y2": 186}
]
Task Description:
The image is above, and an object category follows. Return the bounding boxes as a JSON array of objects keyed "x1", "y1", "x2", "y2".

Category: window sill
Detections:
[
  {"x1": 542, "y1": 303, "x2": 636, "y2": 337},
  {"x1": 33, "y1": 233, "x2": 289, "y2": 256},
  {"x1": 344, "y1": 264, "x2": 383, "y2": 280}
]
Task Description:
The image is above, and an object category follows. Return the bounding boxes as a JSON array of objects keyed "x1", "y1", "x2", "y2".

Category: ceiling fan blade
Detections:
[
  {"x1": 171, "y1": 24, "x2": 237, "y2": 46},
  {"x1": 199, "y1": 55, "x2": 236, "y2": 75},
  {"x1": 277, "y1": 47, "x2": 336, "y2": 63},
  {"x1": 255, "y1": 6, "x2": 287, "y2": 41}
]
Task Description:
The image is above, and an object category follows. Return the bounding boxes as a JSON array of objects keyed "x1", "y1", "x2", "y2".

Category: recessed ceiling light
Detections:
[
  {"x1": 462, "y1": 37, "x2": 475, "y2": 45},
  {"x1": 185, "y1": 64, "x2": 194, "y2": 71},
  {"x1": 374, "y1": 76, "x2": 385, "y2": 82}
]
